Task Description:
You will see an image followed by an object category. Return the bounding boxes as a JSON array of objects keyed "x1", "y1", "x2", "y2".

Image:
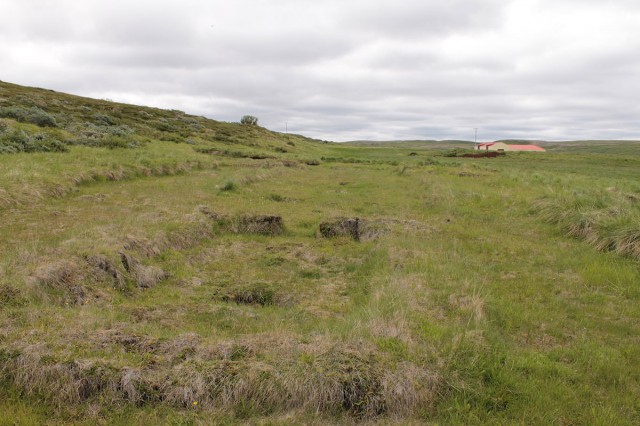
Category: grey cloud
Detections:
[
  {"x1": 343, "y1": 0, "x2": 506, "y2": 39},
  {"x1": 1, "y1": 0, "x2": 639, "y2": 142}
]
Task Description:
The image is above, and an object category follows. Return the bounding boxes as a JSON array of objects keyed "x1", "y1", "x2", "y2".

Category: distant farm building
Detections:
[{"x1": 474, "y1": 142, "x2": 546, "y2": 152}]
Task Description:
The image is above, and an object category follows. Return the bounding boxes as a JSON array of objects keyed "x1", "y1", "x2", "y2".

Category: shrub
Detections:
[
  {"x1": 67, "y1": 122, "x2": 137, "y2": 148},
  {"x1": 220, "y1": 180, "x2": 236, "y2": 191},
  {"x1": 71, "y1": 135, "x2": 139, "y2": 149},
  {"x1": 240, "y1": 115, "x2": 259, "y2": 125},
  {"x1": 94, "y1": 113, "x2": 117, "y2": 126},
  {"x1": 0, "y1": 106, "x2": 57, "y2": 127},
  {"x1": 0, "y1": 129, "x2": 68, "y2": 153},
  {"x1": 153, "y1": 119, "x2": 177, "y2": 132}
]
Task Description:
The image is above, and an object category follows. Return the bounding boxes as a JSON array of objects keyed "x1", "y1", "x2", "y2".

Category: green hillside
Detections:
[{"x1": 1, "y1": 81, "x2": 639, "y2": 424}]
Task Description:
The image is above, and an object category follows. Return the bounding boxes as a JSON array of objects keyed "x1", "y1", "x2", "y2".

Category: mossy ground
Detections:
[{"x1": 1, "y1": 82, "x2": 640, "y2": 424}]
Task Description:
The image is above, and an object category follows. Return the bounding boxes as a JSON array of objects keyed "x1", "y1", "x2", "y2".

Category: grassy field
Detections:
[{"x1": 1, "y1": 82, "x2": 640, "y2": 424}]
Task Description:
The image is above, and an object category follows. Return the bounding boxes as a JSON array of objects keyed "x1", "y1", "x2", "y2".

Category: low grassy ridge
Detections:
[{"x1": 1, "y1": 82, "x2": 640, "y2": 424}]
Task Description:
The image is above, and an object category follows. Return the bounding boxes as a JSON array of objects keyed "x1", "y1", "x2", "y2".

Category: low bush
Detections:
[
  {"x1": 67, "y1": 122, "x2": 138, "y2": 148},
  {"x1": 0, "y1": 129, "x2": 68, "y2": 153},
  {"x1": 93, "y1": 113, "x2": 117, "y2": 126},
  {"x1": 71, "y1": 136, "x2": 140, "y2": 149},
  {"x1": 0, "y1": 106, "x2": 57, "y2": 127},
  {"x1": 220, "y1": 180, "x2": 236, "y2": 191}
]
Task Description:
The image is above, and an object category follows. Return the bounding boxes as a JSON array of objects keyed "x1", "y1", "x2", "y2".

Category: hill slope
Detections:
[{"x1": 1, "y1": 82, "x2": 640, "y2": 424}]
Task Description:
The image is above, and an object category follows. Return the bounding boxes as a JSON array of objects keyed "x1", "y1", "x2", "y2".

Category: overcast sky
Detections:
[{"x1": 1, "y1": 0, "x2": 639, "y2": 141}]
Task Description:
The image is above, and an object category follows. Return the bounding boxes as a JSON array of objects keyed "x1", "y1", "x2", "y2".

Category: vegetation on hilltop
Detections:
[{"x1": 0, "y1": 81, "x2": 639, "y2": 424}]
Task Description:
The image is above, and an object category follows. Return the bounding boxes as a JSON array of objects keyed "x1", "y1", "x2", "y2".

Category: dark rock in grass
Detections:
[
  {"x1": 319, "y1": 218, "x2": 361, "y2": 241},
  {"x1": 120, "y1": 253, "x2": 168, "y2": 289}
]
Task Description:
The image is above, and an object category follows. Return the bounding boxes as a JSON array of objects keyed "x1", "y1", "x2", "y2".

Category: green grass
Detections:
[{"x1": 1, "y1": 81, "x2": 640, "y2": 424}]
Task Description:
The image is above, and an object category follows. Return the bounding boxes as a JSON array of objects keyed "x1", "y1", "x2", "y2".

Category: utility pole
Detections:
[
  {"x1": 285, "y1": 122, "x2": 288, "y2": 133},
  {"x1": 474, "y1": 127, "x2": 478, "y2": 144}
]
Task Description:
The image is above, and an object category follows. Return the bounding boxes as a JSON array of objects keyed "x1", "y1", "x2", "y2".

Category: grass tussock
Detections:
[
  {"x1": 0, "y1": 337, "x2": 440, "y2": 419},
  {"x1": 221, "y1": 283, "x2": 277, "y2": 306},
  {"x1": 533, "y1": 188, "x2": 640, "y2": 259},
  {"x1": 28, "y1": 260, "x2": 89, "y2": 305},
  {"x1": 120, "y1": 253, "x2": 168, "y2": 289},
  {"x1": 85, "y1": 254, "x2": 127, "y2": 290}
]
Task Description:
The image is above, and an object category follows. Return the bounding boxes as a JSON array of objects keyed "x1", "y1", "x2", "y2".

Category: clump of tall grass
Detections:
[
  {"x1": 0, "y1": 339, "x2": 440, "y2": 418},
  {"x1": 533, "y1": 188, "x2": 640, "y2": 259},
  {"x1": 220, "y1": 180, "x2": 236, "y2": 191}
]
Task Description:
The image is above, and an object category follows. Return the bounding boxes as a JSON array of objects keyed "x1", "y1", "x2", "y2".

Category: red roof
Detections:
[
  {"x1": 475, "y1": 142, "x2": 545, "y2": 151},
  {"x1": 508, "y1": 145, "x2": 545, "y2": 151}
]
